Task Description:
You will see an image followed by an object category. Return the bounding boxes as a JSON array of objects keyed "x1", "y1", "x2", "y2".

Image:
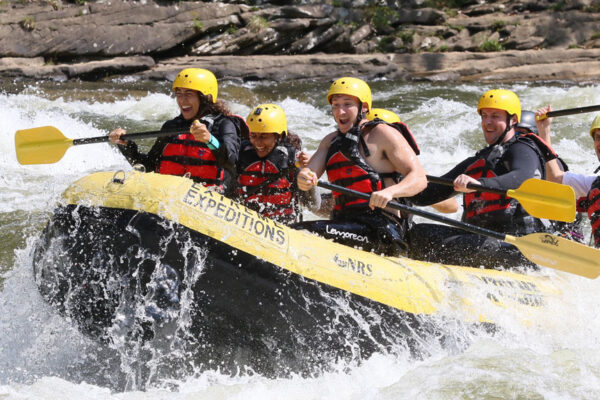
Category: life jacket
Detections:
[
  {"x1": 325, "y1": 120, "x2": 417, "y2": 213},
  {"x1": 326, "y1": 129, "x2": 384, "y2": 213},
  {"x1": 463, "y1": 133, "x2": 556, "y2": 232},
  {"x1": 237, "y1": 140, "x2": 300, "y2": 224},
  {"x1": 576, "y1": 176, "x2": 600, "y2": 248},
  {"x1": 362, "y1": 119, "x2": 420, "y2": 155},
  {"x1": 157, "y1": 114, "x2": 249, "y2": 189}
]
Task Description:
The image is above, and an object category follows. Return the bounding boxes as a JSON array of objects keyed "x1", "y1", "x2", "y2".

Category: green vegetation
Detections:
[
  {"x1": 226, "y1": 24, "x2": 238, "y2": 34},
  {"x1": 20, "y1": 15, "x2": 35, "y2": 31},
  {"x1": 337, "y1": 19, "x2": 359, "y2": 31},
  {"x1": 491, "y1": 20, "x2": 506, "y2": 31},
  {"x1": 479, "y1": 39, "x2": 504, "y2": 52},
  {"x1": 445, "y1": 23, "x2": 464, "y2": 32},
  {"x1": 438, "y1": 44, "x2": 450, "y2": 52},
  {"x1": 396, "y1": 29, "x2": 415, "y2": 45},
  {"x1": 551, "y1": 1, "x2": 565, "y2": 11},
  {"x1": 591, "y1": 31, "x2": 600, "y2": 40},
  {"x1": 192, "y1": 18, "x2": 203, "y2": 33},
  {"x1": 248, "y1": 15, "x2": 269, "y2": 33},
  {"x1": 376, "y1": 35, "x2": 394, "y2": 52},
  {"x1": 364, "y1": 5, "x2": 398, "y2": 33}
]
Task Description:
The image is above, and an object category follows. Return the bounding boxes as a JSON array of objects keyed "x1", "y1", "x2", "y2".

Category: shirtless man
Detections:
[{"x1": 294, "y1": 77, "x2": 427, "y2": 256}]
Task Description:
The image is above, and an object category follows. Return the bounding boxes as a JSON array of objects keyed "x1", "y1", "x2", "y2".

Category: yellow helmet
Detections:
[
  {"x1": 366, "y1": 108, "x2": 401, "y2": 124},
  {"x1": 246, "y1": 104, "x2": 287, "y2": 135},
  {"x1": 590, "y1": 114, "x2": 600, "y2": 138},
  {"x1": 477, "y1": 89, "x2": 521, "y2": 122},
  {"x1": 327, "y1": 77, "x2": 372, "y2": 111},
  {"x1": 172, "y1": 68, "x2": 218, "y2": 103}
]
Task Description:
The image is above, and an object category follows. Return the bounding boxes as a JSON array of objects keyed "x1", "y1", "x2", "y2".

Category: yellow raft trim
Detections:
[{"x1": 62, "y1": 171, "x2": 564, "y2": 326}]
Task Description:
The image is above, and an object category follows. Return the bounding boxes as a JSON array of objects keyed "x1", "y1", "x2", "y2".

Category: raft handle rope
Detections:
[{"x1": 111, "y1": 170, "x2": 126, "y2": 184}]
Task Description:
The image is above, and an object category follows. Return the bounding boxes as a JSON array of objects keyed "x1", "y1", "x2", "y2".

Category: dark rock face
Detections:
[{"x1": 1, "y1": 0, "x2": 600, "y2": 82}]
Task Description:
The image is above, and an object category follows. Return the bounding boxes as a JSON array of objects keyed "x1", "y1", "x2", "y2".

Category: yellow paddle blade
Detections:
[
  {"x1": 507, "y1": 179, "x2": 575, "y2": 223},
  {"x1": 506, "y1": 233, "x2": 600, "y2": 279},
  {"x1": 15, "y1": 126, "x2": 73, "y2": 165}
]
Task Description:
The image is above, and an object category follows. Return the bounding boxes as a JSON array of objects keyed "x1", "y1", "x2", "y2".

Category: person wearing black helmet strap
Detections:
[
  {"x1": 408, "y1": 90, "x2": 557, "y2": 270},
  {"x1": 295, "y1": 77, "x2": 427, "y2": 256}
]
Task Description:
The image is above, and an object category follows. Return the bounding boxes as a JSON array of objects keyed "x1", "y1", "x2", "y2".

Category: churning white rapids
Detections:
[{"x1": 1, "y1": 78, "x2": 600, "y2": 399}]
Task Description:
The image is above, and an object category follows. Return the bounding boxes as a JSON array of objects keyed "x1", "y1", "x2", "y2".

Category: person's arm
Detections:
[
  {"x1": 411, "y1": 156, "x2": 475, "y2": 206},
  {"x1": 478, "y1": 142, "x2": 541, "y2": 189},
  {"x1": 369, "y1": 125, "x2": 427, "y2": 210},
  {"x1": 208, "y1": 118, "x2": 241, "y2": 173},
  {"x1": 431, "y1": 197, "x2": 459, "y2": 213},
  {"x1": 298, "y1": 186, "x2": 322, "y2": 213},
  {"x1": 297, "y1": 132, "x2": 335, "y2": 191},
  {"x1": 535, "y1": 105, "x2": 565, "y2": 184},
  {"x1": 113, "y1": 131, "x2": 170, "y2": 172},
  {"x1": 563, "y1": 172, "x2": 598, "y2": 198}
]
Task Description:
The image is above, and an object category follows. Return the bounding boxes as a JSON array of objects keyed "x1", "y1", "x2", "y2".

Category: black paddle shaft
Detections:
[
  {"x1": 546, "y1": 104, "x2": 600, "y2": 118},
  {"x1": 317, "y1": 181, "x2": 505, "y2": 241},
  {"x1": 72, "y1": 129, "x2": 185, "y2": 146},
  {"x1": 426, "y1": 175, "x2": 505, "y2": 196}
]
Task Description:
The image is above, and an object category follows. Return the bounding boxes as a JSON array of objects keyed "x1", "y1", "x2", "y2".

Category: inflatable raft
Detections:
[{"x1": 33, "y1": 171, "x2": 564, "y2": 375}]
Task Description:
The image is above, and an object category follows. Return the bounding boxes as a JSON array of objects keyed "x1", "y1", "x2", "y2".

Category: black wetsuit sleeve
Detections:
[
  {"x1": 116, "y1": 119, "x2": 185, "y2": 172},
  {"x1": 411, "y1": 156, "x2": 477, "y2": 206},
  {"x1": 211, "y1": 118, "x2": 241, "y2": 173},
  {"x1": 478, "y1": 141, "x2": 541, "y2": 189},
  {"x1": 116, "y1": 138, "x2": 168, "y2": 172}
]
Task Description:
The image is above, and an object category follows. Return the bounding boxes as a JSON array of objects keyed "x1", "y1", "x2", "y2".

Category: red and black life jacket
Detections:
[
  {"x1": 325, "y1": 120, "x2": 419, "y2": 213},
  {"x1": 158, "y1": 134, "x2": 224, "y2": 186},
  {"x1": 463, "y1": 133, "x2": 556, "y2": 229},
  {"x1": 576, "y1": 176, "x2": 600, "y2": 248},
  {"x1": 157, "y1": 114, "x2": 249, "y2": 189},
  {"x1": 362, "y1": 119, "x2": 420, "y2": 155},
  {"x1": 237, "y1": 140, "x2": 299, "y2": 224}
]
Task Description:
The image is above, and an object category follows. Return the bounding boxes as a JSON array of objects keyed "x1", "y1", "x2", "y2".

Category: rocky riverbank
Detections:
[{"x1": 1, "y1": 0, "x2": 600, "y2": 83}]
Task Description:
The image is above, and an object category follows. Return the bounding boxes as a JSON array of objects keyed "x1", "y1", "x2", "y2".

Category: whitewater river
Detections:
[{"x1": 1, "y1": 77, "x2": 600, "y2": 399}]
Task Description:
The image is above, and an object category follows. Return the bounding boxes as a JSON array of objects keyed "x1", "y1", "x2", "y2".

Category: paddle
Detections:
[
  {"x1": 317, "y1": 180, "x2": 600, "y2": 279},
  {"x1": 536, "y1": 104, "x2": 600, "y2": 120},
  {"x1": 426, "y1": 175, "x2": 575, "y2": 223},
  {"x1": 15, "y1": 126, "x2": 185, "y2": 165}
]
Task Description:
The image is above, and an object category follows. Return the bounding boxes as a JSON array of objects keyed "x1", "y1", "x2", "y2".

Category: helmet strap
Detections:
[{"x1": 492, "y1": 114, "x2": 516, "y2": 146}]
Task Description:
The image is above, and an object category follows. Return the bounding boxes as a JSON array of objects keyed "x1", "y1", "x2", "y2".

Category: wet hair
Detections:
[
  {"x1": 284, "y1": 132, "x2": 302, "y2": 151},
  {"x1": 195, "y1": 93, "x2": 232, "y2": 118}
]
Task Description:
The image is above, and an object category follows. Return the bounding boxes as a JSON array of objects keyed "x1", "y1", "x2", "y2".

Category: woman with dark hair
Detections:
[
  {"x1": 109, "y1": 68, "x2": 242, "y2": 194},
  {"x1": 237, "y1": 103, "x2": 318, "y2": 224}
]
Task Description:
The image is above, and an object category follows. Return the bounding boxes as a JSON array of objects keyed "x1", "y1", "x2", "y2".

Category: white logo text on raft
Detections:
[
  {"x1": 325, "y1": 226, "x2": 368, "y2": 243},
  {"x1": 183, "y1": 183, "x2": 287, "y2": 247}
]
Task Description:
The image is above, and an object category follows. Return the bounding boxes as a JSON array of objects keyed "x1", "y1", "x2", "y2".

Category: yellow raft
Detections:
[{"x1": 33, "y1": 170, "x2": 566, "y2": 374}]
